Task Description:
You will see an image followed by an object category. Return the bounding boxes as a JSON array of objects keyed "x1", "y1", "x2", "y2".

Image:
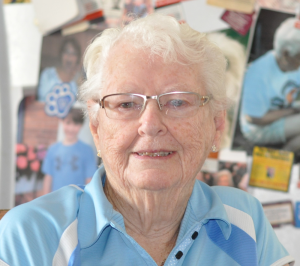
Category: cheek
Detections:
[
  {"x1": 99, "y1": 120, "x2": 136, "y2": 158},
  {"x1": 171, "y1": 115, "x2": 214, "y2": 166}
]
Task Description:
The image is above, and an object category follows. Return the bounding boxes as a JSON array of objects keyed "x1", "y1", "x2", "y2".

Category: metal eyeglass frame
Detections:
[{"x1": 97, "y1": 91, "x2": 211, "y2": 118}]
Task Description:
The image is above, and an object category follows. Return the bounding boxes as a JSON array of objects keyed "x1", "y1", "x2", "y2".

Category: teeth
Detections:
[{"x1": 137, "y1": 151, "x2": 173, "y2": 157}]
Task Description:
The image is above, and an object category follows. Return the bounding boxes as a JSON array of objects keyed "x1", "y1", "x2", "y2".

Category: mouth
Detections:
[{"x1": 134, "y1": 151, "x2": 174, "y2": 157}]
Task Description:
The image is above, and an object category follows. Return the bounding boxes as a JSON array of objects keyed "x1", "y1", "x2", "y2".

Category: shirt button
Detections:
[
  {"x1": 191, "y1": 231, "x2": 198, "y2": 240},
  {"x1": 175, "y1": 251, "x2": 183, "y2": 260}
]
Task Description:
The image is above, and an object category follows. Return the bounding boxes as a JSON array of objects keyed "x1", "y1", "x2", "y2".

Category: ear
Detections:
[
  {"x1": 213, "y1": 110, "x2": 226, "y2": 150},
  {"x1": 87, "y1": 100, "x2": 100, "y2": 149},
  {"x1": 89, "y1": 120, "x2": 100, "y2": 149},
  {"x1": 282, "y1": 49, "x2": 290, "y2": 57}
]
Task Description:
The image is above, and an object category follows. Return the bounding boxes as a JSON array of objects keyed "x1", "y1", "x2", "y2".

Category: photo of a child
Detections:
[{"x1": 41, "y1": 108, "x2": 97, "y2": 194}]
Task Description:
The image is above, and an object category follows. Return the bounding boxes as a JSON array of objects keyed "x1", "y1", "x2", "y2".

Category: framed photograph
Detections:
[
  {"x1": 232, "y1": 8, "x2": 300, "y2": 163},
  {"x1": 198, "y1": 150, "x2": 249, "y2": 191},
  {"x1": 249, "y1": 146, "x2": 294, "y2": 192},
  {"x1": 262, "y1": 200, "x2": 294, "y2": 227},
  {"x1": 14, "y1": 30, "x2": 103, "y2": 206}
]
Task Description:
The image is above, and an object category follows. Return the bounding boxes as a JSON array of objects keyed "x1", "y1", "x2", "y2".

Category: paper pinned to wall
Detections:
[
  {"x1": 181, "y1": 0, "x2": 229, "y2": 33},
  {"x1": 155, "y1": 3, "x2": 186, "y2": 22},
  {"x1": 31, "y1": 0, "x2": 84, "y2": 35},
  {"x1": 4, "y1": 3, "x2": 42, "y2": 88}
]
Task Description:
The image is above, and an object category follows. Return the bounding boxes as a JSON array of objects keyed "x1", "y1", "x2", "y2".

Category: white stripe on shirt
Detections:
[
  {"x1": 224, "y1": 204, "x2": 256, "y2": 242},
  {"x1": 53, "y1": 219, "x2": 78, "y2": 266}
]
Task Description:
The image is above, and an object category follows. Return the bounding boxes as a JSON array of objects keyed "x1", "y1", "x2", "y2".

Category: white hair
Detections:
[
  {"x1": 79, "y1": 14, "x2": 227, "y2": 124},
  {"x1": 274, "y1": 17, "x2": 300, "y2": 57},
  {"x1": 214, "y1": 169, "x2": 234, "y2": 186}
]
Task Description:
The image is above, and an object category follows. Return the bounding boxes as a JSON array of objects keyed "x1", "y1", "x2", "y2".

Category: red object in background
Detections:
[
  {"x1": 221, "y1": 10, "x2": 254, "y2": 36},
  {"x1": 84, "y1": 10, "x2": 103, "y2": 21},
  {"x1": 27, "y1": 147, "x2": 37, "y2": 161},
  {"x1": 16, "y1": 143, "x2": 27, "y2": 154},
  {"x1": 295, "y1": 20, "x2": 300, "y2": 29},
  {"x1": 155, "y1": 0, "x2": 188, "y2": 8},
  {"x1": 63, "y1": 9, "x2": 104, "y2": 30},
  {"x1": 30, "y1": 160, "x2": 40, "y2": 172},
  {"x1": 17, "y1": 156, "x2": 28, "y2": 170},
  {"x1": 36, "y1": 145, "x2": 47, "y2": 161}
]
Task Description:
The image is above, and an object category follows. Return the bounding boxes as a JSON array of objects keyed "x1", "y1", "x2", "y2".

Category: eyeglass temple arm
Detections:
[{"x1": 98, "y1": 99, "x2": 105, "y2": 108}]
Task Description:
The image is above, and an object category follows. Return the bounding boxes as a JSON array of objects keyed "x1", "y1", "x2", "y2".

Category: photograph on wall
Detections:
[
  {"x1": 232, "y1": 8, "x2": 300, "y2": 163},
  {"x1": 14, "y1": 30, "x2": 104, "y2": 206},
  {"x1": 198, "y1": 150, "x2": 249, "y2": 191},
  {"x1": 262, "y1": 200, "x2": 294, "y2": 227},
  {"x1": 15, "y1": 95, "x2": 99, "y2": 205},
  {"x1": 123, "y1": 0, "x2": 154, "y2": 25},
  {"x1": 102, "y1": 0, "x2": 154, "y2": 27},
  {"x1": 249, "y1": 146, "x2": 294, "y2": 192},
  {"x1": 102, "y1": 0, "x2": 124, "y2": 27},
  {"x1": 258, "y1": 0, "x2": 300, "y2": 14}
]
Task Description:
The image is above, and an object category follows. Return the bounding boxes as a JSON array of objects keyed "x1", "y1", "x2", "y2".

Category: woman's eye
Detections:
[
  {"x1": 120, "y1": 102, "x2": 135, "y2": 108},
  {"x1": 169, "y1": 99, "x2": 186, "y2": 107}
]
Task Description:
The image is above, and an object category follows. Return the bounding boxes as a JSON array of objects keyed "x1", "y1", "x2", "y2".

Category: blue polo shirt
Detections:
[{"x1": 0, "y1": 166, "x2": 295, "y2": 266}]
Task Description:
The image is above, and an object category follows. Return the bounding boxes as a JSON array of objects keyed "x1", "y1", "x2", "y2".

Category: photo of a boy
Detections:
[{"x1": 41, "y1": 108, "x2": 97, "y2": 194}]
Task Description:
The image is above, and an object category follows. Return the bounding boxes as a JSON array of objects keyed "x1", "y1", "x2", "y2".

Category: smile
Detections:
[{"x1": 136, "y1": 151, "x2": 173, "y2": 157}]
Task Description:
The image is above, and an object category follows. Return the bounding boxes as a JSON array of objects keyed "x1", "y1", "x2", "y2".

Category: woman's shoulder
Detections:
[
  {"x1": 210, "y1": 185, "x2": 264, "y2": 220},
  {"x1": 0, "y1": 185, "x2": 84, "y2": 264},
  {"x1": 1, "y1": 185, "x2": 83, "y2": 230}
]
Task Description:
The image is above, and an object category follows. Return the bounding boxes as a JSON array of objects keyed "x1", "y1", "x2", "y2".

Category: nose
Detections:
[{"x1": 138, "y1": 100, "x2": 167, "y2": 137}]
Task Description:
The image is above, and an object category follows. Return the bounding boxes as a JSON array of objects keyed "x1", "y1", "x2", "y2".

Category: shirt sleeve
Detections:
[
  {"x1": 241, "y1": 61, "x2": 271, "y2": 118},
  {"x1": 42, "y1": 145, "x2": 54, "y2": 176},
  {"x1": 0, "y1": 187, "x2": 83, "y2": 266}
]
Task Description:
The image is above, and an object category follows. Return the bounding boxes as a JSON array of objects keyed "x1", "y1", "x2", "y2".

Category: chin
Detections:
[{"x1": 129, "y1": 171, "x2": 179, "y2": 191}]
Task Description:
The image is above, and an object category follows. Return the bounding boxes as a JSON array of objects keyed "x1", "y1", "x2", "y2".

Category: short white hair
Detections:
[
  {"x1": 274, "y1": 17, "x2": 300, "y2": 57},
  {"x1": 79, "y1": 14, "x2": 227, "y2": 124},
  {"x1": 214, "y1": 169, "x2": 233, "y2": 186}
]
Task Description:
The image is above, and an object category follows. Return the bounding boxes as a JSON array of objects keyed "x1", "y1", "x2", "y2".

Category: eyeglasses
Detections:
[{"x1": 98, "y1": 91, "x2": 211, "y2": 120}]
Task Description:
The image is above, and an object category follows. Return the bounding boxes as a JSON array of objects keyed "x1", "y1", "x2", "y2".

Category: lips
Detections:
[{"x1": 135, "y1": 151, "x2": 173, "y2": 157}]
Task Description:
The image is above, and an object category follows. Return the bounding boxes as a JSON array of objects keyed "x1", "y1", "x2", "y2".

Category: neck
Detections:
[
  {"x1": 63, "y1": 137, "x2": 78, "y2": 145},
  {"x1": 104, "y1": 178, "x2": 193, "y2": 265},
  {"x1": 57, "y1": 66, "x2": 77, "y2": 82}
]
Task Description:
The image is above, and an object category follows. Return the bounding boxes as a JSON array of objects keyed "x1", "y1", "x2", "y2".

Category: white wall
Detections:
[
  {"x1": 0, "y1": 2, "x2": 14, "y2": 209},
  {"x1": 0, "y1": 3, "x2": 42, "y2": 208}
]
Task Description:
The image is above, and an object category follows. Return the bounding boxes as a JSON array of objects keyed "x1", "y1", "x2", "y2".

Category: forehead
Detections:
[{"x1": 103, "y1": 43, "x2": 204, "y2": 94}]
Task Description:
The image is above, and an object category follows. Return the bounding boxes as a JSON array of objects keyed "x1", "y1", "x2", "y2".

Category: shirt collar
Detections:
[
  {"x1": 178, "y1": 180, "x2": 231, "y2": 241},
  {"x1": 78, "y1": 166, "x2": 231, "y2": 248}
]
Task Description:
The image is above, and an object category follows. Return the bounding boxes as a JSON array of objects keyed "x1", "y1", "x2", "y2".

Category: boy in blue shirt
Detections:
[{"x1": 42, "y1": 107, "x2": 97, "y2": 194}]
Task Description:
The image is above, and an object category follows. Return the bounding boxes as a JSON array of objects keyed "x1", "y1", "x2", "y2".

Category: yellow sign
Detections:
[
  {"x1": 249, "y1": 146, "x2": 294, "y2": 192},
  {"x1": 207, "y1": 0, "x2": 255, "y2": 14}
]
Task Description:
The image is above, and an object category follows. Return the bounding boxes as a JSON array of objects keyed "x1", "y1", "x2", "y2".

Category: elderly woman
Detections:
[{"x1": 0, "y1": 14, "x2": 294, "y2": 266}]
